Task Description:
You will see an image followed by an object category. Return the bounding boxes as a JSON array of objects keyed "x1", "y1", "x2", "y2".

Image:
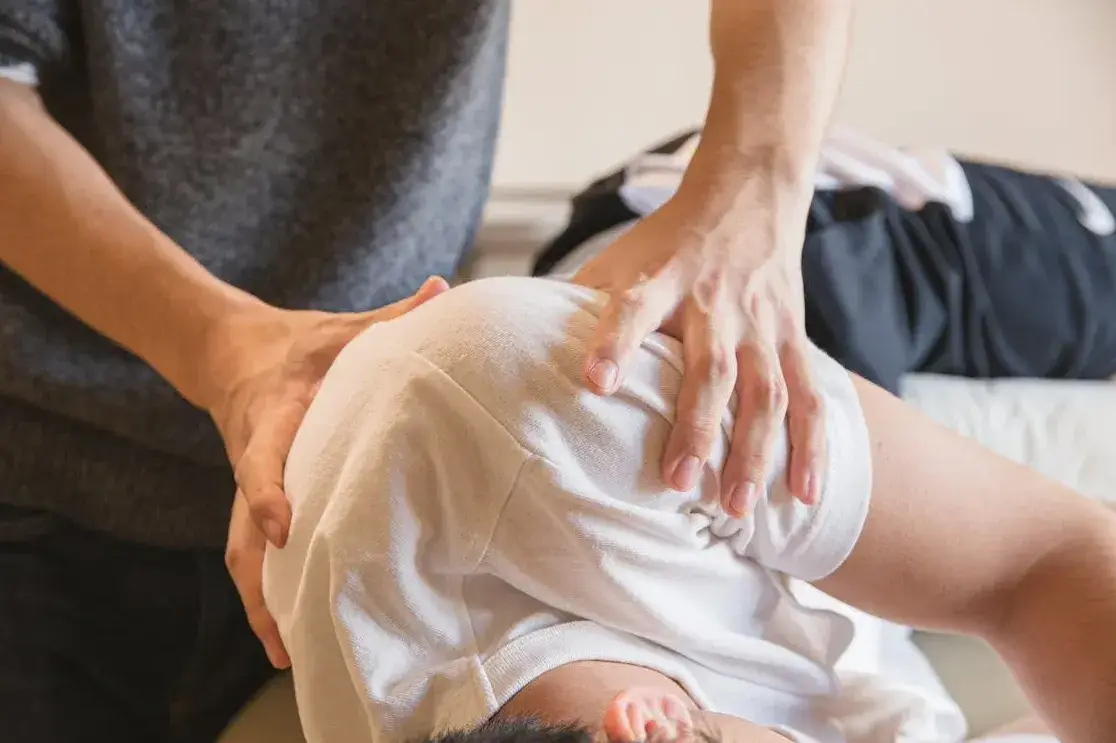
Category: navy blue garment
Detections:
[
  {"x1": 534, "y1": 139, "x2": 1116, "y2": 393},
  {"x1": 803, "y1": 163, "x2": 1116, "y2": 390}
]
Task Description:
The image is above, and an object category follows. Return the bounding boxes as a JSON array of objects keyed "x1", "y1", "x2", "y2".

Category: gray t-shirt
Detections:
[{"x1": 0, "y1": 1, "x2": 509, "y2": 547}]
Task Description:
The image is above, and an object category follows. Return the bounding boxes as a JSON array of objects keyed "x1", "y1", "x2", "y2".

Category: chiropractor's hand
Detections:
[
  {"x1": 209, "y1": 276, "x2": 449, "y2": 668},
  {"x1": 573, "y1": 190, "x2": 823, "y2": 520}
]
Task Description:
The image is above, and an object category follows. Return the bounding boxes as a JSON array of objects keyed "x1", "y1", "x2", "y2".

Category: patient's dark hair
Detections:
[
  {"x1": 419, "y1": 719, "x2": 592, "y2": 743},
  {"x1": 419, "y1": 717, "x2": 721, "y2": 743}
]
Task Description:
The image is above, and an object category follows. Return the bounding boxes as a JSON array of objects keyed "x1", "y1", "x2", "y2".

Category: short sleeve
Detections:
[
  {"x1": 743, "y1": 345, "x2": 873, "y2": 582},
  {"x1": 0, "y1": 0, "x2": 77, "y2": 80},
  {"x1": 263, "y1": 317, "x2": 533, "y2": 743}
]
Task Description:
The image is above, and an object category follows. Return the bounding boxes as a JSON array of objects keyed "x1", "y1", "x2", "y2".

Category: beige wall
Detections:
[{"x1": 491, "y1": 0, "x2": 1116, "y2": 194}]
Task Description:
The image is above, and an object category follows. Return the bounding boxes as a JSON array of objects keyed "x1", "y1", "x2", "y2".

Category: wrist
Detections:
[
  {"x1": 667, "y1": 143, "x2": 812, "y2": 261},
  {"x1": 180, "y1": 288, "x2": 282, "y2": 412}
]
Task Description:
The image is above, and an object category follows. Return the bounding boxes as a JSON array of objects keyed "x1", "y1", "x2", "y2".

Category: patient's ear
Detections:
[{"x1": 602, "y1": 687, "x2": 693, "y2": 743}]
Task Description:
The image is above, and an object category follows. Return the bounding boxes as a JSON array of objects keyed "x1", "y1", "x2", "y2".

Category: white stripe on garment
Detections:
[
  {"x1": 0, "y1": 63, "x2": 39, "y2": 86},
  {"x1": 1056, "y1": 178, "x2": 1116, "y2": 236}
]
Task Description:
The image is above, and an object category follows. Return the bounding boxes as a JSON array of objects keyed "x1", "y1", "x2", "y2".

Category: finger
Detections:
[
  {"x1": 342, "y1": 275, "x2": 450, "y2": 330},
  {"x1": 409, "y1": 275, "x2": 450, "y2": 305},
  {"x1": 781, "y1": 336, "x2": 826, "y2": 505},
  {"x1": 659, "y1": 694, "x2": 693, "y2": 737},
  {"x1": 234, "y1": 398, "x2": 305, "y2": 547},
  {"x1": 226, "y1": 492, "x2": 292, "y2": 669},
  {"x1": 662, "y1": 305, "x2": 738, "y2": 492},
  {"x1": 721, "y1": 337, "x2": 788, "y2": 518},
  {"x1": 365, "y1": 276, "x2": 450, "y2": 324},
  {"x1": 585, "y1": 275, "x2": 678, "y2": 395}
]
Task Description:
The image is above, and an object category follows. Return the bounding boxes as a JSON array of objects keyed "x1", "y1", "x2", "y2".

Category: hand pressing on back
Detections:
[
  {"x1": 574, "y1": 189, "x2": 823, "y2": 519},
  {"x1": 207, "y1": 276, "x2": 449, "y2": 668}
]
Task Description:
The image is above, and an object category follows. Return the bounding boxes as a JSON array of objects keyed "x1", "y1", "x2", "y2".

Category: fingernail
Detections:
[
  {"x1": 807, "y1": 470, "x2": 825, "y2": 506},
  {"x1": 588, "y1": 359, "x2": 619, "y2": 391},
  {"x1": 268, "y1": 646, "x2": 291, "y2": 669},
  {"x1": 799, "y1": 475, "x2": 816, "y2": 504},
  {"x1": 730, "y1": 482, "x2": 757, "y2": 517},
  {"x1": 263, "y1": 518, "x2": 284, "y2": 546},
  {"x1": 672, "y1": 455, "x2": 702, "y2": 490}
]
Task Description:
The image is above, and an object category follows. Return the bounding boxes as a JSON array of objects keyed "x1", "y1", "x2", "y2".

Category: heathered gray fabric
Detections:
[{"x1": 0, "y1": 0, "x2": 509, "y2": 547}]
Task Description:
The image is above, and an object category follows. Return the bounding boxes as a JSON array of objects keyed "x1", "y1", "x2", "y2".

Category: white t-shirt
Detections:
[{"x1": 265, "y1": 277, "x2": 877, "y2": 743}]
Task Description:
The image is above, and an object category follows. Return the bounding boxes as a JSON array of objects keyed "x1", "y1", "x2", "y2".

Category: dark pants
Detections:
[{"x1": 0, "y1": 504, "x2": 275, "y2": 743}]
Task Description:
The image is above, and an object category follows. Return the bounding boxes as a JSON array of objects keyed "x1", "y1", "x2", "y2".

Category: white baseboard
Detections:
[{"x1": 465, "y1": 187, "x2": 574, "y2": 279}]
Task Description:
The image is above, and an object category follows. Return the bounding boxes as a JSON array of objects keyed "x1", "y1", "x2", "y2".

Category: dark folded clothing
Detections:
[{"x1": 534, "y1": 136, "x2": 1116, "y2": 392}]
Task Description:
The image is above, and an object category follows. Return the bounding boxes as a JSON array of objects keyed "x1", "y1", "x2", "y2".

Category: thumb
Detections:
[
  {"x1": 585, "y1": 278, "x2": 677, "y2": 395},
  {"x1": 410, "y1": 275, "x2": 450, "y2": 306},
  {"x1": 388, "y1": 276, "x2": 450, "y2": 318}
]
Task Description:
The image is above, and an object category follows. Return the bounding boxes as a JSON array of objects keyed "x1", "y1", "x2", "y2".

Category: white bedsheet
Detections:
[{"x1": 900, "y1": 374, "x2": 1116, "y2": 504}]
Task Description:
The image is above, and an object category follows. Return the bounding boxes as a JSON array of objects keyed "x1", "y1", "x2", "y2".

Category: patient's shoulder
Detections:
[
  {"x1": 383, "y1": 277, "x2": 603, "y2": 374},
  {"x1": 419, "y1": 276, "x2": 604, "y2": 341},
  {"x1": 339, "y1": 278, "x2": 604, "y2": 439}
]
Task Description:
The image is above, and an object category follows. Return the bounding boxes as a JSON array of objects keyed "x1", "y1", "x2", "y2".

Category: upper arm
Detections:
[{"x1": 813, "y1": 374, "x2": 1111, "y2": 637}]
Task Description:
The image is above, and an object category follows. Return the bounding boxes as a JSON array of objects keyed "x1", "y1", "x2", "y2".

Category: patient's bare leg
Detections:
[{"x1": 812, "y1": 376, "x2": 1116, "y2": 743}]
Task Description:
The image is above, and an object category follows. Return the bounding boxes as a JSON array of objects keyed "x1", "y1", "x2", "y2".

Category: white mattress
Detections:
[{"x1": 900, "y1": 373, "x2": 1116, "y2": 504}]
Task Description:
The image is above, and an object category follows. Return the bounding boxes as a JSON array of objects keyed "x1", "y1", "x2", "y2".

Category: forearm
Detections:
[
  {"x1": 0, "y1": 79, "x2": 266, "y2": 407},
  {"x1": 990, "y1": 510, "x2": 1116, "y2": 743},
  {"x1": 676, "y1": 0, "x2": 853, "y2": 251}
]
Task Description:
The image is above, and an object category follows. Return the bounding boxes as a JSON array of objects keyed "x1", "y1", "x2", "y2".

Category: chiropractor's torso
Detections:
[{"x1": 0, "y1": 0, "x2": 509, "y2": 548}]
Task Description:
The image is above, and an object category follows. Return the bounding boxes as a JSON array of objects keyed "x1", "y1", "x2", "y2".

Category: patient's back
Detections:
[{"x1": 268, "y1": 276, "x2": 873, "y2": 743}]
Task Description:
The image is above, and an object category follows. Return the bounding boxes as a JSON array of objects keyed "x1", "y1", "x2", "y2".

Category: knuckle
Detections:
[
  {"x1": 749, "y1": 375, "x2": 785, "y2": 414},
  {"x1": 592, "y1": 331, "x2": 623, "y2": 360},
  {"x1": 677, "y1": 417, "x2": 720, "y2": 456},
  {"x1": 737, "y1": 448, "x2": 769, "y2": 479},
  {"x1": 232, "y1": 455, "x2": 256, "y2": 492},
  {"x1": 616, "y1": 286, "x2": 648, "y2": 317},
  {"x1": 693, "y1": 269, "x2": 725, "y2": 308},
  {"x1": 797, "y1": 390, "x2": 824, "y2": 419},
  {"x1": 224, "y1": 546, "x2": 241, "y2": 573},
  {"x1": 247, "y1": 498, "x2": 271, "y2": 522},
  {"x1": 695, "y1": 346, "x2": 736, "y2": 386}
]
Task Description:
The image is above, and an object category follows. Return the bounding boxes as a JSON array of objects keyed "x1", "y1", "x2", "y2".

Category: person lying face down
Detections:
[{"x1": 264, "y1": 276, "x2": 1116, "y2": 743}]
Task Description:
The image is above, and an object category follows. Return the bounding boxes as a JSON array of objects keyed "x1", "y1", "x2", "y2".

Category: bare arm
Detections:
[
  {"x1": 677, "y1": 0, "x2": 853, "y2": 240},
  {"x1": 579, "y1": 0, "x2": 855, "y2": 518},
  {"x1": 0, "y1": 78, "x2": 267, "y2": 408},
  {"x1": 816, "y1": 376, "x2": 1116, "y2": 743},
  {"x1": 0, "y1": 78, "x2": 445, "y2": 667}
]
